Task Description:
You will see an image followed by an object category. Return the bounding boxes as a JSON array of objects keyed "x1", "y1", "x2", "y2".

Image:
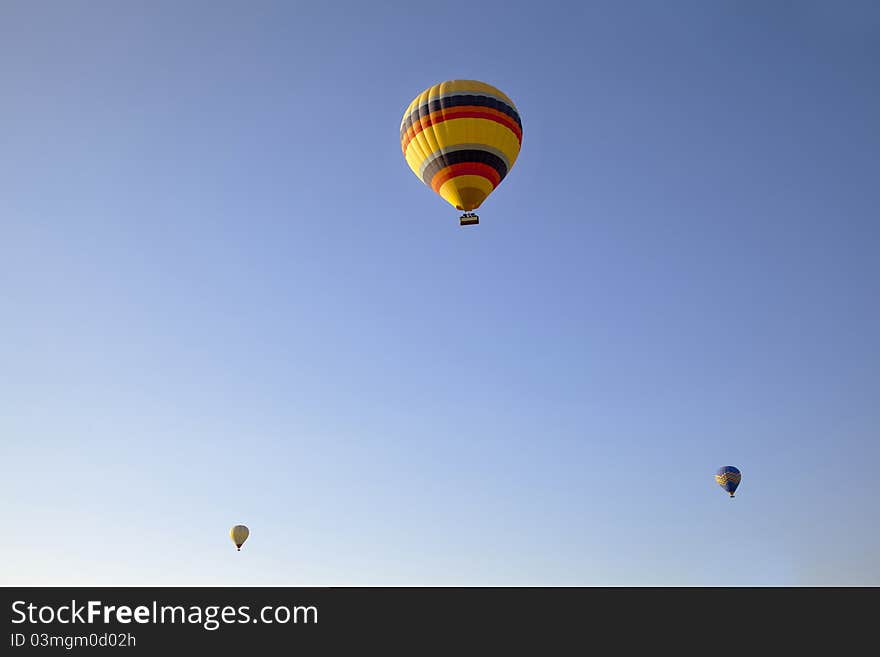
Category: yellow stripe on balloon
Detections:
[
  {"x1": 404, "y1": 118, "x2": 521, "y2": 173},
  {"x1": 437, "y1": 174, "x2": 495, "y2": 211}
]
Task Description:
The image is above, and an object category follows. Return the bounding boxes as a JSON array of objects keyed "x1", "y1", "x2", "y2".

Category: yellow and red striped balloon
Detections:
[{"x1": 400, "y1": 80, "x2": 522, "y2": 220}]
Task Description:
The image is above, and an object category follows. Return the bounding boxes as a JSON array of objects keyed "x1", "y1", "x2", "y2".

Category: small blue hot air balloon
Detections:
[{"x1": 715, "y1": 466, "x2": 741, "y2": 498}]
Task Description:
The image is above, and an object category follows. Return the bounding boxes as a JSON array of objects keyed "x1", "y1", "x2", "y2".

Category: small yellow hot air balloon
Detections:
[
  {"x1": 230, "y1": 525, "x2": 249, "y2": 551},
  {"x1": 400, "y1": 79, "x2": 523, "y2": 226}
]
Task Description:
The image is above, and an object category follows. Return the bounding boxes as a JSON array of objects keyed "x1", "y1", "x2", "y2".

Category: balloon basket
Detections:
[{"x1": 460, "y1": 213, "x2": 479, "y2": 226}]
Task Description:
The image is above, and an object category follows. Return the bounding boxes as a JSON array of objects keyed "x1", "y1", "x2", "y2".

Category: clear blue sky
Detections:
[{"x1": 2, "y1": 1, "x2": 878, "y2": 585}]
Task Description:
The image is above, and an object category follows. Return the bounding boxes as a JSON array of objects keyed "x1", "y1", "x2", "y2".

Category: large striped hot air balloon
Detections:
[
  {"x1": 400, "y1": 79, "x2": 523, "y2": 226},
  {"x1": 715, "y1": 466, "x2": 742, "y2": 498}
]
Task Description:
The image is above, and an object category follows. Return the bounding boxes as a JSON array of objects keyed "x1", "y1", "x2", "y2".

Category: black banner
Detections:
[{"x1": 1, "y1": 587, "x2": 874, "y2": 651}]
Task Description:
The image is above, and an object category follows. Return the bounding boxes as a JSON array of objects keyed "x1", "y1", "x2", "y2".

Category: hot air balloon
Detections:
[
  {"x1": 400, "y1": 79, "x2": 522, "y2": 226},
  {"x1": 230, "y1": 524, "x2": 249, "y2": 551},
  {"x1": 715, "y1": 466, "x2": 741, "y2": 498}
]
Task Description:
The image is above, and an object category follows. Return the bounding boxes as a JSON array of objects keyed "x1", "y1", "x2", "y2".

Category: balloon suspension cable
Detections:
[{"x1": 460, "y1": 212, "x2": 479, "y2": 226}]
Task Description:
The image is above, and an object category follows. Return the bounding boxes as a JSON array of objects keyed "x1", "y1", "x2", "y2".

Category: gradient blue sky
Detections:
[{"x1": 2, "y1": 1, "x2": 878, "y2": 585}]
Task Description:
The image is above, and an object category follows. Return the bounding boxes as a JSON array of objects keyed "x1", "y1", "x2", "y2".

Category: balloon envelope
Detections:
[
  {"x1": 230, "y1": 524, "x2": 249, "y2": 551},
  {"x1": 400, "y1": 79, "x2": 522, "y2": 213},
  {"x1": 715, "y1": 466, "x2": 741, "y2": 497}
]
